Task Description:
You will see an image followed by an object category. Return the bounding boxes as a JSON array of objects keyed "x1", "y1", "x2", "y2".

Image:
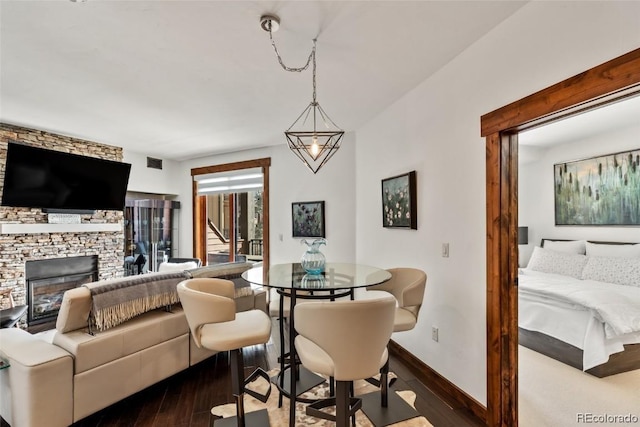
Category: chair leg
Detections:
[
  {"x1": 380, "y1": 358, "x2": 389, "y2": 407},
  {"x1": 229, "y1": 349, "x2": 246, "y2": 426},
  {"x1": 306, "y1": 381, "x2": 361, "y2": 427},
  {"x1": 350, "y1": 381, "x2": 356, "y2": 427},
  {"x1": 278, "y1": 296, "x2": 286, "y2": 407},
  {"x1": 336, "y1": 381, "x2": 350, "y2": 427},
  {"x1": 214, "y1": 349, "x2": 270, "y2": 427}
]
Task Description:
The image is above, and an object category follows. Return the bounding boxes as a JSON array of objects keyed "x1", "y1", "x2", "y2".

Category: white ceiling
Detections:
[
  {"x1": 0, "y1": 1, "x2": 525, "y2": 161},
  {"x1": 519, "y1": 95, "x2": 640, "y2": 148}
]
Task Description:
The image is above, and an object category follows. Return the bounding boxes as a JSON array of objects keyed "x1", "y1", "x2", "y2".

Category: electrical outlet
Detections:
[
  {"x1": 442, "y1": 243, "x2": 449, "y2": 258},
  {"x1": 431, "y1": 326, "x2": 439, "y2": 342}
]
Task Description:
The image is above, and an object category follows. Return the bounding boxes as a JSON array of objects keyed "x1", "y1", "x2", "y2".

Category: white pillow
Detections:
[
  {"x1": 543, "y1": 240, "x2": 586, "y2": 255},
  {"x1": 526, "y1": 246, "x2": 588, "y2": 279},
  {"x1": 582, "y1": 256, "x2": 640, "y2": 287},
  {"x1": 158, "y1": 261, "x2": 198, "y2": 272},
  {"x1": 585, "y1": 242, "x2": 640, "y2": 258}
]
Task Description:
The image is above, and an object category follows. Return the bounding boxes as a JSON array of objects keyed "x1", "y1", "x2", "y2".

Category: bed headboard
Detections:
[{"x1": 540, "y1": 238, "x2": 638, "y2": 247}]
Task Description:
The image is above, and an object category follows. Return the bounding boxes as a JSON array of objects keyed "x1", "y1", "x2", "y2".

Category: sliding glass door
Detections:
[{"x1": 191, "y1": 159, "x2": 270, "y2": 268}]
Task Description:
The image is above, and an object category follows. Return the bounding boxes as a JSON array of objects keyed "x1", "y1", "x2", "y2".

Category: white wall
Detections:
[
  {"x1": 123, "y1": 150, "x2": 181, "y2": 195},
  {"x1": 354, "y1": 1, "x2": 640, "y2": 404},
  {"x1": 177, "y1": 133, "x2": 357, "y2": 264},
  {"x1": 519, "y1": 123, "x2": 640, "y2": 264}
]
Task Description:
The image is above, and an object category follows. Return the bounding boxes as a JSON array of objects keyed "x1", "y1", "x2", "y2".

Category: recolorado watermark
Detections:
[{"x1": 577, "y1": 413, "x2": 639, "y2": 424}]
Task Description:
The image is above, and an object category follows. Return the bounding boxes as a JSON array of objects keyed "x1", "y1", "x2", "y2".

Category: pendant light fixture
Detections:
[{"x1": 260, "y1": 14, "x2": 344, "y2": 174}]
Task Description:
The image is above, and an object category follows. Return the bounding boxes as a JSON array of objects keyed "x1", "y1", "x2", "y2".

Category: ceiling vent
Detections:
[{"x1": 146, "y1": 157, "x2": 163, "y2": 170}]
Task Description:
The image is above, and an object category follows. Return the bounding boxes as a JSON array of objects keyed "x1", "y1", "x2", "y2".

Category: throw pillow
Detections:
[
  {"x1": 526, "y1": 246, "x2": 588, "y2": 279},
  {"x1": 585, "y1": 242, "x2": 640, "y2": 258},
  {"x1": 543, "y1": 239, "x2": 586, "y2": 255},
  {"x1": 581, "y1": 256, "x2": 640, "y2": 287}
]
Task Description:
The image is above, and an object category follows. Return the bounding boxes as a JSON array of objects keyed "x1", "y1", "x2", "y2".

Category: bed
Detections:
[{"x1": 518, "y1": 239, "x2": 640, "y2": 377}]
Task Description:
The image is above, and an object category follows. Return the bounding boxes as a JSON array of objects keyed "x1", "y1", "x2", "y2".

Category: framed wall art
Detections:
[
  {"x1": 381, "y1": 170, "x2": 417, "y2": 229},
  {"x1": 292, "y1": 201, "x2": 326, "y2": 237},
  {"x1": 554, "y1": 148, "x2": 640, "y2": 226}
]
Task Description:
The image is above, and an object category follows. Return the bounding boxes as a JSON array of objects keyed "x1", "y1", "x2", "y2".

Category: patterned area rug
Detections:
[{"x1": 211, "y1": 369, "x2": 433, "y2": 426}]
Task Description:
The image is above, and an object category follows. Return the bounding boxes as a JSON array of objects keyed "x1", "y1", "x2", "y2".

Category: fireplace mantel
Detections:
[{"x1": 0, "y1": 223, "x2": 122, "y2": 234}]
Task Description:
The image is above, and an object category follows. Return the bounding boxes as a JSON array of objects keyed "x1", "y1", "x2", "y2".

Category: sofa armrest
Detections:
[{"x1": 0, "y1": 328, "x2": 74, "y2": 427}]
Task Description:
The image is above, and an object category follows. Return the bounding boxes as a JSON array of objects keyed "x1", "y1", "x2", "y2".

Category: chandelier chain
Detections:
[
  {"x1": 312, "y1": 41, "x2": 317, "y2": 104},
  {"x1": 268, "y1": 29, "x2": 316, "y2": 73}
]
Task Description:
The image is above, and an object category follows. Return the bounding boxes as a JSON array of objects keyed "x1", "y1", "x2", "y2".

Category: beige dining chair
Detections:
[
  {"x1": 359, "y1": 267, "x2": 427, "y2": 426},
  {"x1": 294, "y1": 295, "x2": 396, "y2": 427},
  {"x1": 177, "y1": 278, "x2": 272, "y2": 427}
]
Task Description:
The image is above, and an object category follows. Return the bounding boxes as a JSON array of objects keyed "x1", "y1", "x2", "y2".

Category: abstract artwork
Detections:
[
  {"x1": 554, "y1": 149, "x2": 640, "y2": 225},
  {"x1": 292, "y1": 201, "x2": 326, "y2": 237}
]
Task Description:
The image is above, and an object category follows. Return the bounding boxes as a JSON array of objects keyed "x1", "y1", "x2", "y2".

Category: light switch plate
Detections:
[{"x1": 442, "y1": 243, "x2": 449, "y2": 258}]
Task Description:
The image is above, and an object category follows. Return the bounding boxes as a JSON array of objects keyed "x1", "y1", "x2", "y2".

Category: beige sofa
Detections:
[{"x1": 0, "y1": 262, "x2": 265, "y2": 427}]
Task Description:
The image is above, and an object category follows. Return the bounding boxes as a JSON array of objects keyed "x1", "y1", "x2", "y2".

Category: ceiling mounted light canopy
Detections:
[{"x1": 260, "y1": 14, "x2": 344, "y2": 174}]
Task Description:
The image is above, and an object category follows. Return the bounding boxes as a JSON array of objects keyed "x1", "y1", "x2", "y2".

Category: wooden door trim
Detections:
[
  {"x1": 194, "y1": 194, "x2": 207, "y2": 263},
  {"x1": 481, "y1": 48, "x2": 640, "y2": 137},
  {"x1": 191, "y1": 158, "x2": 271, "y2": 176},
  {"x1": 482, "y1": 48, "x2": 640, "y2": 426},
  {"x1": 191, "y1": 158, "x2": 271, "y2": 266}
]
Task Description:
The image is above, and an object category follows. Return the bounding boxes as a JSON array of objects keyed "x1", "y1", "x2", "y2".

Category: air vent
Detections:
[{"x1": 147, "y1": 157, "x2": 163, "y2": 170}]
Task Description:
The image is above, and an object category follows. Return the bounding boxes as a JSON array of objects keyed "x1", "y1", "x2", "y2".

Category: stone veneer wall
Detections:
[{"x1": 0, "y1": 123, "x2": 126, "y2": 312}]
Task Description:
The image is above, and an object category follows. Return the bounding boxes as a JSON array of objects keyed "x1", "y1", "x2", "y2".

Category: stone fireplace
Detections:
[
  {"x1": 25, "y1": 256, "x2": 99, "y2": 325},
  {"x1": 0, "y1": 124, "x2": 126, "y2": 323}
]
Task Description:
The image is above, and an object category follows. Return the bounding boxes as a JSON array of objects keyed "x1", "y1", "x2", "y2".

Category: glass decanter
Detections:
[{"x1": 300, "y1": 238, "x2": 326, "y2": 274}]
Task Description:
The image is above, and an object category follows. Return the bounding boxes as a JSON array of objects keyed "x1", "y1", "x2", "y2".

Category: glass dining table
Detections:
[{"x1": 242, "y1": 262, "x2": 392, "y2": 427}]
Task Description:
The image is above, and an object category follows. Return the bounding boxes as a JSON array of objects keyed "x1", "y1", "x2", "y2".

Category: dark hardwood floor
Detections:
[{"x1": 2, "y1": 319, "x2": 484, "y2": 427}]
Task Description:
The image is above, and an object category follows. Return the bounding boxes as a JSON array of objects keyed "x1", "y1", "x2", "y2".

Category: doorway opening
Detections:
[{"x1": 481, "y1": 48, "x2": 640, "y2": 426}]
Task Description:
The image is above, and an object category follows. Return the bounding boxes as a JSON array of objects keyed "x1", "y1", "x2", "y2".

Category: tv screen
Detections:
[{"x1": 1, "y1": 142, "x2": 131, "y2": 211}]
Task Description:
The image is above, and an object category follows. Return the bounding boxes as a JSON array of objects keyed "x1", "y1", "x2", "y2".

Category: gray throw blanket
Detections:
[{"x1": 84, "y1": 271, "x2": 188, "y2": 331}]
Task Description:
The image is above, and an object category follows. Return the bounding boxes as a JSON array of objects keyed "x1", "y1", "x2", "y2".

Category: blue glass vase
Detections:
[{"x1": 301, "y1": 238, "x2": 326, "y2": 274}]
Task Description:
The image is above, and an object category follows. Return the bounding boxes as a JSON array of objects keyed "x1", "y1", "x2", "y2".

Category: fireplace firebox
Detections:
[{"x1": 25, "y1": 256, "x2": 98, "y2": 325}]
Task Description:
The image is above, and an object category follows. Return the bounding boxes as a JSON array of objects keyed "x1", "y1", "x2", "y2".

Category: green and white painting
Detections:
[
  {"x1": 554, "y1": 149, "x2": 640, "y2": 225},
  {"x1": 381, "y1": 171, "x2": 417, "y2": 229}
]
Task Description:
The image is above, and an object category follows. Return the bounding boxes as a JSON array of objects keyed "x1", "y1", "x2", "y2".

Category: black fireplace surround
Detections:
[{"x1": 25, "y1": 255, "x2": 98, "y2": 325}]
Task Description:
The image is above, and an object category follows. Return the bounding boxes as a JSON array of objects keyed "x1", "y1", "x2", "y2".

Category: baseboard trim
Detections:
[{"x1": 388, "y1": 340, "x2": 487, "y2": 424}]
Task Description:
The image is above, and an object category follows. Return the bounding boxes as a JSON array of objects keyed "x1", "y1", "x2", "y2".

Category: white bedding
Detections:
[{"x1": 518, "y1": 269, "x2": 640, "y2": 370}]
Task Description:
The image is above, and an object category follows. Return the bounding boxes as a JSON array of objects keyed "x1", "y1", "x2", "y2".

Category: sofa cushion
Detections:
[{"x1": 53, "y1": 307, "x2": 188, "y2": 374}]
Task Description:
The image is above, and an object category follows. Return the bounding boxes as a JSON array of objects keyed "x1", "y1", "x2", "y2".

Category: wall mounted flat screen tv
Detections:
[{"x1": 1, "y1": 142, "x2": 132, "y2": 211}]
